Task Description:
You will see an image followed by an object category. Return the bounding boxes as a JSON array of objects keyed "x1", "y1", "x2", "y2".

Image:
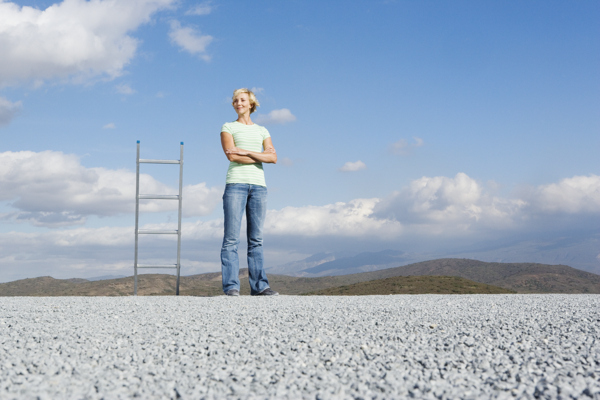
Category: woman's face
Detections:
[{"x1": 233, "y1": 93, "x2": 252, "y2": 115}]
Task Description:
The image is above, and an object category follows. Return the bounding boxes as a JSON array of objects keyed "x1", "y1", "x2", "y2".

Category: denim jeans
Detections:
[{"x1": 221, "y1": 183, "x2": 270, "y2": 295}]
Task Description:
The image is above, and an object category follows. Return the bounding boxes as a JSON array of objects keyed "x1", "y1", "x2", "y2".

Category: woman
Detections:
[{"x1": 219, "y1": 88, "x2": 278, "y2": 296}]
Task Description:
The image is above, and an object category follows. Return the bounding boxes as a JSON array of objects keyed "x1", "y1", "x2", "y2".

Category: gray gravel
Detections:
[{"x1": 1, "y1": 295, "x2": 599, "y2": 399}]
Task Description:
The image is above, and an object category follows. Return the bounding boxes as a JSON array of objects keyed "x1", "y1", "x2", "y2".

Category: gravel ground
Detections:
[{"x1": 0, "y1": 295, "x2": 599, "y2": 399}]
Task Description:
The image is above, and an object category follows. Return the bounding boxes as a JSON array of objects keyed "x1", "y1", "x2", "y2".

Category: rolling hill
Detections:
[
  {"x1": 1, "y1": 258, "x2": 599, "y2": 296},
  {"x1": 303, "y1": 275, "x2": 515, "y2": 295},
  {"x1": 353, "y1": 258, "x2": 600, "y2": 294}
]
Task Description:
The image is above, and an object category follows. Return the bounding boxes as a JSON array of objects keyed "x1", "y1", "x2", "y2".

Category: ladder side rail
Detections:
[
  {"x1": 176, "y1": 142, "x2": 184, "y2": 296},
  {"x1": 134, "y1": 141, "x2": 141, "y2": 296},
  {"x1": 133, "y1": 141, "x2": 184, "y2": 296}
]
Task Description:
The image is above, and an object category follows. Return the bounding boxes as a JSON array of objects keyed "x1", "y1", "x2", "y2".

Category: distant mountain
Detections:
[
  {"x1": 302, "y1": 250, "x2": 411, "y2": 276},
  {"x1": 268, "y1": 235, "x2": 600, "y2": 278},
  {"x1": 266, "y1": 252, "x2": 336, "y2": 275},
  {"x1": 446, "y1": 234, "x2": 600, "y2": 275},
  {"x1": 267, "y1": 249, "x2": 429, "y2": 277},
  {"x1": 2, "y1": 259, "x2": 599, "y2": 296},
  {"x1": 80, "y1": 235, "x2": 598, "y2": 285}
]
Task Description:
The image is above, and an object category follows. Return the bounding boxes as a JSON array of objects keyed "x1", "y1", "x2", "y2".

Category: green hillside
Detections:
[
  {"x1": 302, "y1": 275, "x2": 515, "y2": 295},
  {"x1": 1, "y1": 259, "x2": 599, "y2": 296}
]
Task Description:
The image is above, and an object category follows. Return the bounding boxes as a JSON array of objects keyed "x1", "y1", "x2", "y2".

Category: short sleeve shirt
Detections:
[{"x1": 221, "y1": 121, "x2": 271, "y2": 186}]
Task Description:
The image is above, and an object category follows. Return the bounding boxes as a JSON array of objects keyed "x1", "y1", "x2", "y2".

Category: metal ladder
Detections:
[{"x1": 134, "y1": 141, "x2": 184, "y2": 296}]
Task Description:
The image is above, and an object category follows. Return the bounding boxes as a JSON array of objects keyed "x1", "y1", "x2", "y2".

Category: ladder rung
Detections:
[
  {"x1": 139, "y1": 159, "x2": 180, "y2": 164},
  {"x1": 139, "y1": 194, "x2": 179, "y2": 200},
  {"x1": 137, "y1": 264, "x2": 178, "y2": 269},
  {"x1": 138, "y1": 229, "x2": 178, "y2": 235}
]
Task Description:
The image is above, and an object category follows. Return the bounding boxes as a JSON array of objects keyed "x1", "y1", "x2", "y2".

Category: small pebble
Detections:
[{"x1": 0, "y1": 294, "x2": 598, "y2": 399}]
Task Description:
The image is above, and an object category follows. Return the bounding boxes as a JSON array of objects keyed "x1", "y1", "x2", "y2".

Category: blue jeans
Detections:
[{"x1": 221, "y1": 183, "x2": 270, "y2": 295}]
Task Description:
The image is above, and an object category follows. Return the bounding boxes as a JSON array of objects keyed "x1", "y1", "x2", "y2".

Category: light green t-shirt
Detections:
[{"x1": 221, "y1": 121, "x2": 271, "y2": 186}]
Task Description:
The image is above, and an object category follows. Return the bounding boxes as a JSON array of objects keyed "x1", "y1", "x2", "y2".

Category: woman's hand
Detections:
[
  {"x1": 221, "y1": 133, "x2": 255, "y2": 163},
  {"x1": 225, "y1": 147, "x2": 250, "y2": 156},
  {"x1": 260, "y1": 139, "x2": 277, "y2": 163},
  {"x1": 220, "y1": 132, "x2": 277, "y2": 164}
]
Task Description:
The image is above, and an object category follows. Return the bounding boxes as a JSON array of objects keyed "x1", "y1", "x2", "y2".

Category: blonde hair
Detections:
[{"x1": 232, "y1": 88, "x2": 260, "y2": 114}]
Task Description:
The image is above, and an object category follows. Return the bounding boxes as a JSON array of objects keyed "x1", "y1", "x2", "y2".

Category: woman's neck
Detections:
[{"x1": 236, "y1": 114, "x2": 253, "y2": 125}]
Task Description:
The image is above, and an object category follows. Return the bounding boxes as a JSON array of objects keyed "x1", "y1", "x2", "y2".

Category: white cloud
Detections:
[
  {"x1": 254, "y1": 109, "x2": 296, "y2": 125},
  {"x1": 0, "y1": 150, "x2": 221, "y2": 227},
  {"x1": 182, "y1": 183, "x2": 222, "y2": 217},
  {"x1": 390, "y1": 137, "x2": 424, "y2": 155},
  {"x1": 265, "y1": 198, "x2": 402, "y2": 238},
  {"x1": 0, "y1": 221, "x2": 225, "y2": 282},
  {"x1": 0, "y1": 0, "x2": 176, "y2": 87},
  {"x1": 103, "y1": 123, "x2": 116, "y2": 129},
  {"x1": 0, "y1": 171, "x2": 599, "y2": 282},
  {"x1": 0, "y1": 96, "x2": 22, "y2": 127},
  {"x1": 374, "y1": 172, "x2": 526, "y2": 234},
  {"x1": 2, "y1": 160, "x2": 595, "y2": 232},
  {"x1": 263, "y1": 174, "x2": 600, "y2": 239},
  {"x1": 407, "y1": 173, "x2": 484, "y2": 216},
  {"x1": 280, "y1": 157, "x2": 294, "y2": 167},
  {"x1": 391, "y1": 139, "x2": 409, "y2": 154},
  {"x1": 115, "y1": 83, "x2": 135, "y2": 95},
  {"x1": 251, "y1": 87, "x2": 265, "y2": 94},
  {"x1": 339, "y1": 160, "x2": 366, "y2": 172},
  {"x1": 185, "y1": 2, "x2": 213, "y2": 16},
  {"x1": 168, "y1": 20, "x2": 213, "y2": 61},
  {"x1": 522, "y1": 174, "x2": 600, "y2": 214},
  {"x1": 374, "y1": 173, "x2": 600, "y2": 236}
]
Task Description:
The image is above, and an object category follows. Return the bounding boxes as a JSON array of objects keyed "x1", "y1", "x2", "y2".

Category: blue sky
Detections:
[{"x1": 0, "y1": 0, "x2": 599, "y2": 282}]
